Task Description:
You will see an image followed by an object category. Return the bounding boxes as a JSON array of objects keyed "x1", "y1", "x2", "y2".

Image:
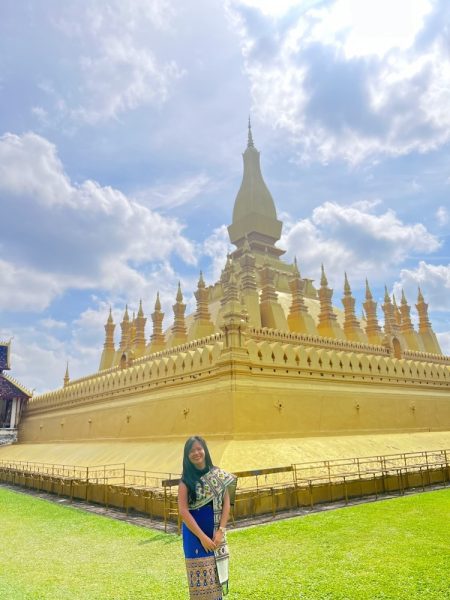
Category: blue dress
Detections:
[{"x1": 182, "y1": 502, "x2": 222, "y2": 599}]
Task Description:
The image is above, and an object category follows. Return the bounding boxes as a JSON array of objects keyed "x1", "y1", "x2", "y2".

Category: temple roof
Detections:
[
  {"x1": 0, "y1": 342, "x2": 11, "y2": 371},
  {"x1": 0, "y1": 373, "x2": 32, "y2": 399}
]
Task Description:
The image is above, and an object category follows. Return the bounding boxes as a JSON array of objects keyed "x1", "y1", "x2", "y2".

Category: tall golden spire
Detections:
[
  {"x1": 134, "y1": 300, "x2": 147, "y2": 357},
  {"x1": 167, "y1": 282, "x2": 188, "y2": 347},
  {"x1": 399, "y1": 290, "x2": 424, "y2": 352},
  {"x1": 416, "y1": 287, "x2": 442, "y2": 354},
  {"x1": 392, "y1": 295, "x2": 402, "y2": 327},
  {"x1": 382, "y1": 286, "x2": 398, "y2": 336},
  {"x1": 220, "y1": 266, "x2": 248, "y2": 349},
  {"x1": 341, "y1": 273, "x2": 366, "y2": 343},
  {"x1": 119, "y1": 306, "x2": 130, "y2": 351},
  {"x1": 148, "y1": 292, "x2": 165, "y2": 354},
  {"x1": 99, "y1": 308, "x2": 116, "y2": 370},
  {"x1": 239, "y1": 236, "x2": 261, "y2": 328},
  {"x1": 363, "y1": 279, "x2": 383, "y2": 345},
  {"x1": 189, "y1": 272, "x2": 215, "y2": 340},
  {"x1": 129, "y1": 312, "x2": 137, "y2": 348},
  {"x1": 287, "y1": 258, "x2": 317, "y2": 335},
  {"x1": 260, "y1": 250, "x2": 288, "y2": 330},
  {"x1": 317, "y1": 265, "x2": 345, "y2": 339},
  {"x1": 220, "y1": 254, "x2": 233, "y2": 287}
]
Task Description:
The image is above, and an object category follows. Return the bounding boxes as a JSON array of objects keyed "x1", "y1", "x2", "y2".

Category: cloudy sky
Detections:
[{"x1": 1, "y1": 0, "x2": 449, "y2": 394}]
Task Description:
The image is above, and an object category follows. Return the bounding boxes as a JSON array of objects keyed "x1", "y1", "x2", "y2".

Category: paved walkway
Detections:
[{"x1": 1, "y1": 481, "x2": 447, "y2": 534}]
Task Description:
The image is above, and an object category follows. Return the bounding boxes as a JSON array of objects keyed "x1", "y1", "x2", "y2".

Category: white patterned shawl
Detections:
[{"x1": 189, "y1": 467, "x2": 237, "y2": 594}]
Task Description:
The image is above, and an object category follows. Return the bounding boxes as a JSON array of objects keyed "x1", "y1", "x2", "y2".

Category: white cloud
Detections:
[
  {"x1": 39, "y1": 318, "x2": 67, "y2": 330},
  {"x1": 0, "y1": 260, "x2": 64, "y2": 312},
  {"x1": 0, "y1": 132, "x2": 197, "y2": 310},
  {"x1": 436, "y1": 330, "x2": 450, "y2": 355},
  {"x1": 72, "y1": 38, "x2": 183, "y2": 124},
  {"x1": 202, "y1": 225, "x2": 232, "y2": 281},
  {"x1": 0, "y1": 132, "x2": 72, "y2": 206},
  {"x1": 46, "y1": 0, "x2": 183, "y2": 125},
  {"x1": 3, "y1": 327, "x2": 75, "y2": 394},
  {"x1": 137, "y1": 173, "x2": 211, "y2": 210},
  {"x1": 281, "y1": 201, "x2": 441, "y2": 287},
  {"x1": 436, "y1": 205, "x2": 449, "y2": 226},
  {"x1": 228, "y1": 0, "x2": 450, "y2": 162},
  {"x1": 233, "y1": 0, "x2": 302, "y2": 18},
  {"x1": 393, "y1": 261, "x2": 450, "y2": 312},
  {"x1": 309, "y1": 0, "x2": 432, "y2": 60}
]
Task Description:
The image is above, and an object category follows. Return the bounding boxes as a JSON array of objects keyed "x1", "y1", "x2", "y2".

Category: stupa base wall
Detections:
[
  {"x1": 17, "y1": 373, "x2": 450, "y2": 444},
  {"x1": 11, "y1": 341, "x2": 450, "y2": 472}
]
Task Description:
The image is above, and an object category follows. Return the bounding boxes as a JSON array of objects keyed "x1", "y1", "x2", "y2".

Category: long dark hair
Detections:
[{"x1": 181, "y1": 436, "x2": 214, "y2": 503}]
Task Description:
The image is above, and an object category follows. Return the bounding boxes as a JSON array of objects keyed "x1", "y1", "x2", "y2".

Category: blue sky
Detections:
[{"x1": 1, "y1": 0, "x2": 449, "y2": 393}]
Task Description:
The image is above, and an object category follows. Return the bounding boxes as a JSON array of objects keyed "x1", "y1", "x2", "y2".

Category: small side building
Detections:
[{"x1": 0, "y1": 341, "x2": 31, "y2": 445}]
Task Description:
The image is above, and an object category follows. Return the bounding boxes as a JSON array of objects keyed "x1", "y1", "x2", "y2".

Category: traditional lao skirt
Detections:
[{"x1": 182, "y1": 502, "x2": 222, "y2": 599}]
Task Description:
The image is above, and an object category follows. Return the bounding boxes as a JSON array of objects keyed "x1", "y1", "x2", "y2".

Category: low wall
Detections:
[{"x1": 1, "y1": 449, "x2": 448, "y2": 531}]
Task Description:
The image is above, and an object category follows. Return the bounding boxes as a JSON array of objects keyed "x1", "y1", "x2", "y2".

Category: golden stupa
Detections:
[{"x1": 2, "y1": 124, "x2": 449, "y2": 473}]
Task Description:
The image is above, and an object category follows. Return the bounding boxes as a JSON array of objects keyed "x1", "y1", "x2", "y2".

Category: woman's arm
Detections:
[
  {"x1": 213, "y1": 488, "x2": 230, "y2": 546},
  {"x1": 178, "y1": 481, "x2": 216, "y2": 552}
]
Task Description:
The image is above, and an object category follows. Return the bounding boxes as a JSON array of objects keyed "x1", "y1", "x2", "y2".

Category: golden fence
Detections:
[{"x1": 1, "y1": 449, "x2": 448, "y2": 532}]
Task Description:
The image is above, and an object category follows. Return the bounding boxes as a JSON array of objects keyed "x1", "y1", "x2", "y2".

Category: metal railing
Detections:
[{"x1": 1, "y1": 449, "x2": 448, "y2": 531}]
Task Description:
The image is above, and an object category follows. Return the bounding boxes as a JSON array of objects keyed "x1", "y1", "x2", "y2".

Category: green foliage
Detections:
[{"x1": 0, "y1": 487, "x2": 449, "y2": 599}]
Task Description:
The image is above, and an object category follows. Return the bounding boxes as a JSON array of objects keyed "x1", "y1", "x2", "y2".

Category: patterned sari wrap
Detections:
[{"x1": 188, "y1": 467, "x2": 237, "y2": 595}]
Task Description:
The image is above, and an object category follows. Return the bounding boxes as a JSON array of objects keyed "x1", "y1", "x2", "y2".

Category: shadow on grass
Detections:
[{"x1": 138, "y1": 533, "x2": 179, "y2": 545}]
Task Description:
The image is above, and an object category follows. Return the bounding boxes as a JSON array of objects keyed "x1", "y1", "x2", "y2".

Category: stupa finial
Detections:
[
  {"x1": 176, "y1": 281, "x2": 183, "y2": 302},
  {"x1": 320, "y1": 264, "x2": 328, "y2": 287},
  {"x1": 154, "y1": 292, "x2": 161, "y2": 311},
  {"x1": 344, "y1": 272, "x2": 351, "y2": 294},
  {"x1": 123, "y1": 304, "x2": 129, "y2": 322},
  {"x1": 247, "y1": 116, "x2": 254, "y2": 148}
]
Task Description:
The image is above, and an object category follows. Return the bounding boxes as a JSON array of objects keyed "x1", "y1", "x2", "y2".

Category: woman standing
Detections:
[{"x1": 178, "y1": 436, "x2": 237, "y2": 599}]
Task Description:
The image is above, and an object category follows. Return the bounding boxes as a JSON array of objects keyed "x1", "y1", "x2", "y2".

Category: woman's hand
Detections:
[
  {"x1": 200, "y1": 534, "x2": 216, "y2": 553},
  {"x1": 213, "y1": 529, "x2": 224, "y2": 546}
]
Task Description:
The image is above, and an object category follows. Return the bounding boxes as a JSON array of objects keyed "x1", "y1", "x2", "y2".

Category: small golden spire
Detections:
[
  {"x1": 63, "y1": 362, "x2": 70, "y2": 387},
  {"x1": 155, "y1": 291, "x2": 161, "y2": 311},
  {"x1": 320, "y1": 264, "x2": 328, "y2": 287},
  {"x1": 176, "y1": 281, "x2": 183, "y2": 302},
  {"x1": 123, "y1": 304, "x2": 129, "y2": 322},
  {"x1": 344, "y1": 272, "x2": 351, "y2": 295},
  {"x1": 365, "y1": 278, "x2": 373, "y2": 300}
]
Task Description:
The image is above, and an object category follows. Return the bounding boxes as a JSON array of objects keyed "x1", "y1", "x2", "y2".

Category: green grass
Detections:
[{"x1": 0, "y1": 487, "x2": 449, "y2": 599}]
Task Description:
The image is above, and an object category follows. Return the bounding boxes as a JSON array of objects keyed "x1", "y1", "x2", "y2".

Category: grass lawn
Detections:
[{"x1": 0, "y1": 486, "x2": 449, "y2": 599}]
